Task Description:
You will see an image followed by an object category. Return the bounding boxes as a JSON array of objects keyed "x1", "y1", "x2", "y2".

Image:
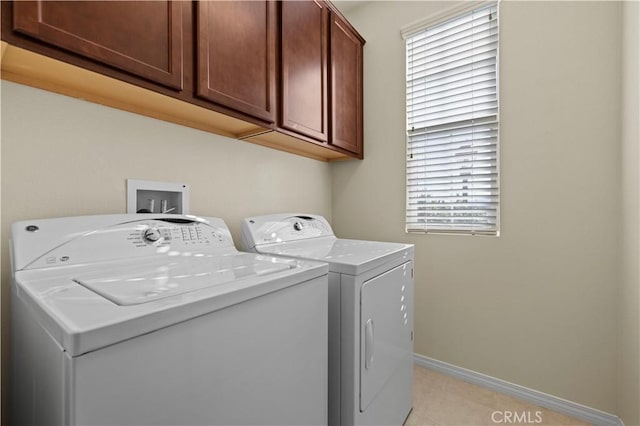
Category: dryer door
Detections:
[{"x1": 359, "y1": 260, "x2": 413, "y2": 412}]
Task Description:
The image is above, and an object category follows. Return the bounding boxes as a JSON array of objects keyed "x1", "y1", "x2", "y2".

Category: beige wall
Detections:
[
  {"x1": 0, "y1": 80, "x2": 332, "y2": 417},
  {"x1": 0, "y1": 81, "x2": 332, "y2": 242},
  {"x1": 333, "y1": 1, "x2": 622, "y2": 412},
  {"x1": 619, "y1": 1, "x2": 640, "y2": 424}
]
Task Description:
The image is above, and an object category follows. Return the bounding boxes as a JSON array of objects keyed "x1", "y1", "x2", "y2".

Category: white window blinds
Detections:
[{"x1": 404, "y1": 3, "x2": 499, "y2": 235}]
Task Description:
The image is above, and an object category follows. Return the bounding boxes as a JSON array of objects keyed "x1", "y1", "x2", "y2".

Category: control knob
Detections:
[
  {"x1": 142, "y1": 227, "x2": 162, "y2": 244},
  {"x1": 293, "y1": 221, "x2": 303, "y2": 231}
]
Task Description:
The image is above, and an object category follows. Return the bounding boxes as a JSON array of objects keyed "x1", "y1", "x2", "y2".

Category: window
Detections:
[{"x1": 403, "y1": 3, "x2": 500, "y2": 235}]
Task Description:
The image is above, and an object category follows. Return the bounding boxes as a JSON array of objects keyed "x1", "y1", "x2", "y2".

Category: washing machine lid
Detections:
[
  {"x1": 255, "y1": 238, "x2": 413, "y2": 275},
  {"x1": 14, "y1": 254, "x2": 322, "y2": 357},
  {"x1": 73, "y1": 254, "x2": 293, "y2": 306},
  {"x1": 11, "y1": 214, "x2": 328, "y2": 356}
]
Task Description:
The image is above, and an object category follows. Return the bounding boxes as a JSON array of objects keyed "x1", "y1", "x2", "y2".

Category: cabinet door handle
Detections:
[{"x1": 365, "y1": 318, "x2": 374, "y2": 370}]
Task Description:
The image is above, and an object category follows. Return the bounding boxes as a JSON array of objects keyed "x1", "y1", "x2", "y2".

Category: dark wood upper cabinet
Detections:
[
  {"x1": 12, "y1": 1, "x2": 184, "y2": 90},
  {"x1": 196, "y1": 1, "x2": 277, "y2": 124},
  {"x1": 329, "y1": 13, "x2": 364, "y2": 157},
  {"x1": 280, "y1": 0, "x2": 328, "y2": 143},
  {"x1": 3, "y1": 0, "x2": 365, "y2": 160}
]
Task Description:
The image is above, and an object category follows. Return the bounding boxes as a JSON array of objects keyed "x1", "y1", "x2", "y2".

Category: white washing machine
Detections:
[
  {"x1": 241, "y1": 214, "x2": 414, "y2": 426},
  {"x1": 10, "y1": 214, "x2": 329, "y2": 426}
]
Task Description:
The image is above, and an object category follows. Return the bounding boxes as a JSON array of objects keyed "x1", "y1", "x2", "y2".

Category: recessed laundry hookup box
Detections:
[{"x1": 127, "y1": 179, "x2": 189, "y2": 214}]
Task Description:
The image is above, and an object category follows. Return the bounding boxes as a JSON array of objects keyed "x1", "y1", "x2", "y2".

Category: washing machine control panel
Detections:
[
  {"x1": 15, "y1": 215, "x2": 234, "y2": 270},
  {"x1": 131, "y1": 220, "x2": 228, "y2": 248}
]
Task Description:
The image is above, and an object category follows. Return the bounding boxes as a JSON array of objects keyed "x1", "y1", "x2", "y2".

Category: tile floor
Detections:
[{"x1": 405, "y1": 366, "x2": 591, "y2": 426}]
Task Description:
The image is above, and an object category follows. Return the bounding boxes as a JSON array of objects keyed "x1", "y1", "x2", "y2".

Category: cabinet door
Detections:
[
  {"x1": 12, "y1": 1, "x2": 184, "y2": 90},
  {"x1": 281, "y1": 0, "x2": 328, "y2": 142},
  {"x1": 330, "y1": 13, "x2": 363, "y2": 157},
  {"x1": 197, "y1": 1, "x2": 276, "y2": 124}
]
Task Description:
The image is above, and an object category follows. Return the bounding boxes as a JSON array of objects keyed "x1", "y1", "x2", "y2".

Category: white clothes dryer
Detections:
[
  {"x1": 241, "y1": 213, "x2": 414, "y2": 426},
  {"x1": 10, "y1": 214, "x2": 328, "y2": 426}
]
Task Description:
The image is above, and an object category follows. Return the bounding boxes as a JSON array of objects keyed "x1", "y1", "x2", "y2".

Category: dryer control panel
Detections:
[
  {"x1": 241, "y1": 213, "x2": 334, "y2": 249},
  {"x1": 12, "y1": 215, "x2": 234, "y2": 271}
]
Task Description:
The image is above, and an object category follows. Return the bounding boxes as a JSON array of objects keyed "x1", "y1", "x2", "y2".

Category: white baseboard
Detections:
[{"x1": 413, "y1": 354, "x2": 623, "y2": 426}]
